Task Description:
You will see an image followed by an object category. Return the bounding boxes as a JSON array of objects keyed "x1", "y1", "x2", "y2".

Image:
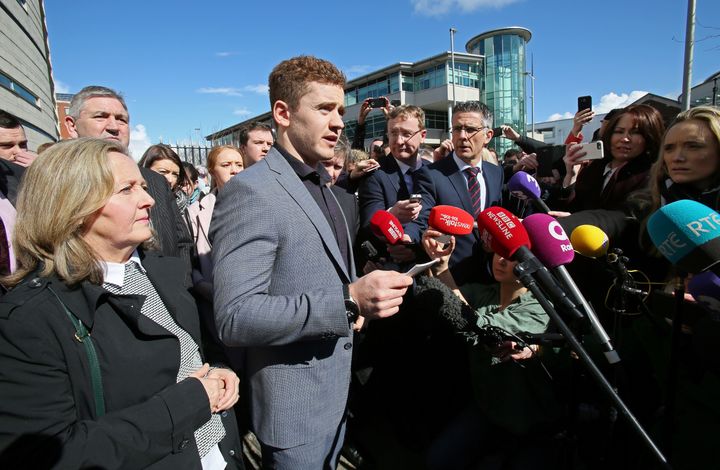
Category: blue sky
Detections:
[{"x1": 45, "y1": 0, "x2": 719, "y2": 156}]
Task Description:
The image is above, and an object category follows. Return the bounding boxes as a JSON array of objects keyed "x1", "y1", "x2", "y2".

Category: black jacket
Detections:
[{"x1": 0, "y1": 252, "x2": 243, "y2": 469}]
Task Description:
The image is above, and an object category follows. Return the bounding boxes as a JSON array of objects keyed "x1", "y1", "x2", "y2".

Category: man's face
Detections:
[
  {"x1": 241, "y1": 129, "x2": 274, "y2": 167},
  {"x1": 387, "y1": 116, "x2": 425, "y2": 163},
  {"x1": 321, "y1": 154, "x2": 345, "y2": 186},
  {"x1": 0, "y1": 126, "x2": 28, "y2": 161},
  {"x1": 451, "y1": 111, "x2": 493, "y2": 165},
  {"x1": 65, "y1": 96, "x2": 130, "y2": 148},
  {"x1": 281, "y1": 82, "x2": 345, "y2": 166}
]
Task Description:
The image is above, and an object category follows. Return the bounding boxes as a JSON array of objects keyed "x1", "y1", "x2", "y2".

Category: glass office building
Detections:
[{"x1": 466, "y1": 27, "x2": 531, "y2": 155}]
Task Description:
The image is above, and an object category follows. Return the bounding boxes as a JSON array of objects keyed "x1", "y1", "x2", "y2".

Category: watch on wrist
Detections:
[{"x1": 343, "y1": 284, "x2": 360, "y2": 325}]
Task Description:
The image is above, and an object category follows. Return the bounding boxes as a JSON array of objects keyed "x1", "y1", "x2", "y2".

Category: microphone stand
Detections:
[
  {"x1": 663, "y1": 271, "x2": 687, "y2": 461},
  {"x1": 514, "y1": 257, "x2": 671, "y2": 470}
]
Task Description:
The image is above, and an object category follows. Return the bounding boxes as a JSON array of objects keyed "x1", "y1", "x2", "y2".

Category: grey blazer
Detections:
[{"x1": 210, "y1": 147, "x2": 356, "y2": 449}]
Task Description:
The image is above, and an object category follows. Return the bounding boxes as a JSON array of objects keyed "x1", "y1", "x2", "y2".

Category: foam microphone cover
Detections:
[
  {"x1": 476, "y1": 206, "x2": 531, "y2": 259},
  {"x1": 507, "y1": 171, "x2": 541, "y2": 200},
  {"x1": 429, "y1": 205, "x2": 474, "y2": 235},
  {"x1": 688, "y1": 271, "x2": 720, "y2": 314},
  {"x1": 369, "y1": 210, "x2": 404, "y2": 245},
  {"x1": 570, "y1": 225, "x2": 610, "y2": 258},
  {"x1": 647, "y1": 200, "x2": 720, "y2": 273},
  {"x1": 522, "y1": 213, "x2": 574, "y2": 268}
]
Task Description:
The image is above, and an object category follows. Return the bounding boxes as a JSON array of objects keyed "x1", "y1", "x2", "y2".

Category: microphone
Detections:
[
  {"x1": 570, "y1": 224, "x2": 610, "y2": 258},
  {"x1": 523, "y1": 214, "x2": 620, "y2": 363},
  {"x1": 428, "y1": 205, "x2": 474, "y2": 243},
  {"x1": 369, "y1": 210, "x2": 405, "y2": 245},
  {"x1": 477, "y1": 206, "x2": 584, "y2": 320},
  {"x1": 507, "y1": 171, "x2": 550, "y2": 213},
  {"x1": 688, "y1": 271, "x2": 720, "y2": 314},
  {"x1": 647, "y1": 199, "x2": 720, "y2": 275}
]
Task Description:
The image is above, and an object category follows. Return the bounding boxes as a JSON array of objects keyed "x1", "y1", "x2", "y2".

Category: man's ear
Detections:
[
  {"x1": 272, "y1": 100, "x2": 291, "y2": 129},
  {"x1": 64, "y1": 116, "x2": 79, "y2": 139}
]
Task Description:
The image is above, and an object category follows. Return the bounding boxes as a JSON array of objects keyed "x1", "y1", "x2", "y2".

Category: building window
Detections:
[
  {"x1": 414, "y1": 64, "x2": 447, "y2": 91},
  {"x1": 424, "y1": 109, "x2": 448, "y2": 131},
  {"x1": 0, "y1": 71, "x2": 38, "y2": 106},
  {"x1": 16, "y1": 0, "x2": 28, "y2": 11}
]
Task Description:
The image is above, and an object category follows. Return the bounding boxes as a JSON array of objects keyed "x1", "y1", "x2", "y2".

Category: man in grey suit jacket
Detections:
[{"x1": 211, "y1": 56, "x2": 412, "y2": 469}]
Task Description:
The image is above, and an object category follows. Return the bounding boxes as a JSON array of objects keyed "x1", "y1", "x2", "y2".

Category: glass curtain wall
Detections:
[{"x1": 469, "y1": 34, "x2": 527, "y2": 156}]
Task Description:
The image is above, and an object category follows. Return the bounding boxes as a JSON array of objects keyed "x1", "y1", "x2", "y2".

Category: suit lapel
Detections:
[
  {"x1": 443, "y1": 156, "x2": 474, "y2": 214},
  {"x1": 265, "y1": 149, "x2": 351, "y2": 283}
]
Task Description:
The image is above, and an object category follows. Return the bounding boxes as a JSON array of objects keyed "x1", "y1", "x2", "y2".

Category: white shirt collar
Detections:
[
  {"x1": 101, "y1": 250, "x2": 146, "y2": 288},
  {"x1": 394, "y1": 156, "x2": 422, "y2": 175},
  {"x1": 452, "y1": 153, "x2": 482, "y2": 174}
]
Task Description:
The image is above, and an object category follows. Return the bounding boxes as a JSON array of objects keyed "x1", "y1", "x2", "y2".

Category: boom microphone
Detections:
[
  {"x1": 507, "y1": 171, "x2": 550, "y2": 213},
  {"x1": 369, "y1": 210, "x2": 404, "y2": 245},
  {"x1": 523, "y1": 214, "x2": 619, "y2": 363},
  {"x1": 647, "y1": 200, "x2": 720, "y2": 274},
  {"x1": 477, "y1": 206, "x2": 584, "y2": 320}
]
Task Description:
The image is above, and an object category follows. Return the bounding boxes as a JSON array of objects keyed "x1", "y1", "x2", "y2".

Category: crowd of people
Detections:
[{"x1": 0, "y1": 54, "x2": 718, "y2": 470}]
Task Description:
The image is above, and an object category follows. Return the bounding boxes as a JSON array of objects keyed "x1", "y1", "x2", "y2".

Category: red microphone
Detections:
[
  {"x1": 429, "y1": 205, "x2": 474, "y2": 236},
  {"x1": 369, "y1": 210, "x2": 404, "y2": 245},
  {"x1": 475, "y1": 206, "x2": 531, "y2": 258},
  {"x1": 476, "y1": 206, "x2": 583, "y2": 320}
]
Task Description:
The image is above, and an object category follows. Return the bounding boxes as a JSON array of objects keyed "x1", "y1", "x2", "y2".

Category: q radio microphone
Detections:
[
  {"x1": 507, "y1": 171, "x2": 550, "y2": 213},
  {"x1": 524, "y1": 214, "x2": 620, "y2": 363},
  {"x1": 647, "y1": 200, "x2": 720, "y2": 275},
  {"x1": 428, "y1": 205, "x2": 474, "y2": 243},
  {"x1": 369, "y1": 210, "x2": 405, "y2": 245},
  {"x1": 477, "y1": 206, "x2": 584, "y2": 320}
]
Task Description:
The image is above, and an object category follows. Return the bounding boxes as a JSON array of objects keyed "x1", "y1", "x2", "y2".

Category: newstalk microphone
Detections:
[
  {"x1": 428, "y1": 205, "x2": 474, "y2": 243},
  {"x1": 523, "y1": 214, "x2": 620, "y2": 364},
  {"x1": 507, "y1": 171, "x2": 550, "y2": 213}
]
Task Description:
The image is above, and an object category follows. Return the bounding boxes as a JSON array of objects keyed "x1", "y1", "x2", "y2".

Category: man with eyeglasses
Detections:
[
  {"x1": 358, "y1": 105, "x2": 429, "y2": 263},
  {"x1": 411, "y1": 100, "x2": 504, "y2": 286}
]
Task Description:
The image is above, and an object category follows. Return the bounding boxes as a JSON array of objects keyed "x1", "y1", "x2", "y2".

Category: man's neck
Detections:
[
  {"x1": 276, "y1": 133, "x2": 318, "y2": 167},
  {"x1": 394, "y1": 153, "x2": 419, "y2": 169},
  {"x1": 455, "y1": 153, "x2": 482, "y2": 168}
]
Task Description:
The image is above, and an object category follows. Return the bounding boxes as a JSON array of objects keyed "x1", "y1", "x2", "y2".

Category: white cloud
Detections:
[
  {"x1": 128, "y1": 124, "x2": 152, "y2": 161},
  {"x1": 197, "y1": 87, "x2": 244, "y2": 97},
  {"x1": 242, "y1": 84, "x2": 269, "y2": 95},
  {"x1": 594, "y1": 91, "x2": 648, "y2": 113},
  {"x1": 545, "y1": 90, "x2": 650, "y2": 122},
  {"x1": 411, "y1": 0, "x2": 520, "y2": 16},
  {"x1": 547, "y1": 112, "x2": 574, "y2": 121},
  {"x1": 215, "y1": 51, "x2": 237, "y2": 57},
  {"x1": 233, "y1": 107, "x2": 252, "y2": 117},
  {"x1": 54, "y1": 79, "x2": 70, "y2": 94}
]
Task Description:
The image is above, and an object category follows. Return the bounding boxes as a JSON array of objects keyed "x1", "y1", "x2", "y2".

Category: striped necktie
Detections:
[{"x1": 464, "y1": 167, "x2": 482, "y2": 217}]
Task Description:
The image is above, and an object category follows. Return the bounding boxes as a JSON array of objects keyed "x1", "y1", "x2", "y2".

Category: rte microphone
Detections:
[
  {"x1": 507, "y1": 171, "x2": 550, "y2": 213},
  {"x1": 369, "y1": 210, "x2": 405, "y2": 245},
  {"x1": 647, "y1": 199, "x2": 720, "y2": 275},
  {"x1": 477, "y1": 206, "x2": 584, "y2": 320},
  {"x1": 524, "y1": 214, "x2": 620, "y2": 363},
  {"x1": 428, "y1": 205, "x2": 474, "y2": 243}
]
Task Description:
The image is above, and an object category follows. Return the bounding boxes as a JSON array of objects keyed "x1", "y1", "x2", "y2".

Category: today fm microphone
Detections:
[
  {"x1": 507, "y1": 171, "x2": 550, "y2": 213},
  {"x1": 523, "y1": 214, "x2": 620, "y2": 364},
  {"x1": 369, "y1": 210, "x2": 405, "y2": 245},
  {"x1": 647, "y1": 199, "x2": 720, "y2": 275},
  {"x1": 428, "y1": 205, "x2": 475, "y2": 243},
  {"x1": 570, "y1": 224, "x2": 644, "y2": 297},
  {"x1": 477, "y1": 206, "x2": 584, "y2": 321}
]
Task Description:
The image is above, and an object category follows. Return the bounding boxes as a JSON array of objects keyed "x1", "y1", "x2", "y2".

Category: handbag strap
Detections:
[{"x1": 47, "y1": 286, "x2": 106, "y2": 417}]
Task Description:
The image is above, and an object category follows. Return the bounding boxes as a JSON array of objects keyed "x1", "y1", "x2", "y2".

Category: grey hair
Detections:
[
  {"x1": 68, "y1": 86, "x2": 128, "y2": 119},
  {"x1": 452, "y1": 101, "x2": 493, "y2": 128}
]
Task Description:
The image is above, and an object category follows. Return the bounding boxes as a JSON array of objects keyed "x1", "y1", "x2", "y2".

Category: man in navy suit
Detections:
[
  {"x1": 358, "y1": 105, "x2": 428, "y2": 263},
  {"x1": 411, "y1": 101, "x2": 503, "y2": 285}
]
